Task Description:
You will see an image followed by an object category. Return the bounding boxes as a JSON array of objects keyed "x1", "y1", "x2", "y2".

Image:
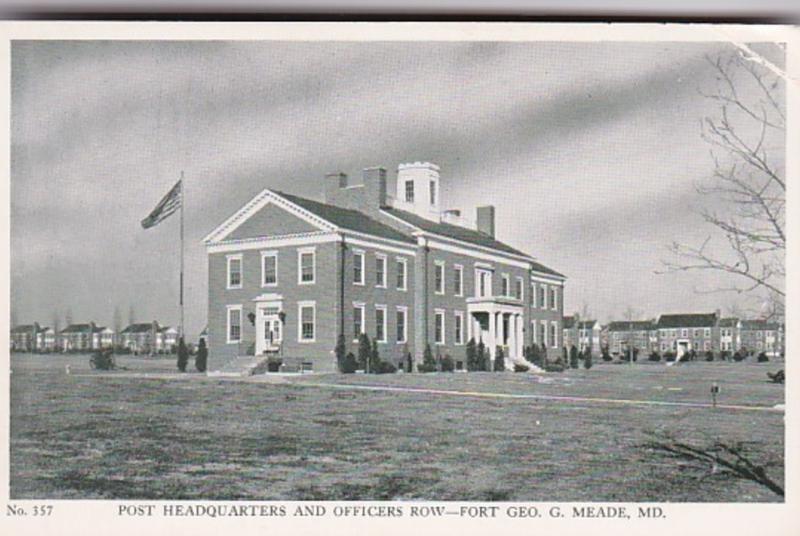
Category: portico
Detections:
[{"x1": 466, "y1": 297, "x2": 525, "y2": 367}]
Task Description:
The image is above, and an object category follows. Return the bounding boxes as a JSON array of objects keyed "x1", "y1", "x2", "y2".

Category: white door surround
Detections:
[{"x1": 253, "y1": 294, "x2": 284, "y2": 356}]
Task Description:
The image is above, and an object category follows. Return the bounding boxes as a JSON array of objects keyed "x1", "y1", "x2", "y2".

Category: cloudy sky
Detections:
[{"x1": 10, "y1": 39, "x2": 785, "y2": 336}]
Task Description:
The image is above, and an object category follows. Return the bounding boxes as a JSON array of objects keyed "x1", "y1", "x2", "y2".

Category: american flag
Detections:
[{"x1": 141, "y1": 180, "x2": 182, "y2": 229}]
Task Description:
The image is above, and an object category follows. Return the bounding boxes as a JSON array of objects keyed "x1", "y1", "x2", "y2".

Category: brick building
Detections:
[
  {"x1": 655, "y1": 312, "x2": 719, "y2": 357},
  {"x1": 739, "y1": 319, "x2": 783, "y2": 356},
  {"x1": 59, "y1": 323, "x2": 114, "y2": 351},
  {"x1": 203, "y1": 162, "x2": 565, "y2": 373},
  {"x1": 120, "y1": 322, "x2": 176, "y2": 354},
  {"x1": 562, "y1": 317, "x2": 601, "y2": 354},
  {"x1": 607, "y1": 320, "x2": 656, "y2": 355}
]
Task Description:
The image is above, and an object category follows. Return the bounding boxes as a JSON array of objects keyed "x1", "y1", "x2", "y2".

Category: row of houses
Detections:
[
  {"x1": 563, "y1": 312, "x2": 784, "y2": 357},
  {"x1": 10, "y1": 321, "x2": 180, "y2": 353}
]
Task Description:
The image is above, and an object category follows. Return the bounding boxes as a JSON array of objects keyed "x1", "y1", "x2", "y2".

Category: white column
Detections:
[
  {"x1": 508, "y1": 314, "x2": 517, "y2": 359},
  {"x1": 517, "y1": 314, "x2": 524, "y2": 359},
  {"x1": 488, "y1": 311, "x2": 496, "y2": 359},
  {"x1": 466, "y1": 312, "x2": 473, "y2": 343},
  {"x1": 497, "y1": 312, "x2": 505, "y2": 354}
]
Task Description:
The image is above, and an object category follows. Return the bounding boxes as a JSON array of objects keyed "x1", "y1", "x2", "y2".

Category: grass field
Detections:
[{"x1": 10, "y1": 354, "x2": 784, "y2": 501}]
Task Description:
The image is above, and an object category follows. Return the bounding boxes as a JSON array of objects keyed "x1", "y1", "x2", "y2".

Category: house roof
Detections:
[
  {"x1": 273, "y1": 191, "x2": 416, "y2": 245},
  {"x1": 121, "y1": 323, "x2": 158, "y2": 334},
  {"x1": 740, "y1": 319, "x2": 781, "y2": 331},
  {"x1": 11, "y1": 324, "x2": 37, "y2": 333},
  {"x1": 563, "y1": 317, "x2": 598, "y2": 329},
  {"x1": 61, "y1": 324, "x2": 94, "y2": 334},
  {"x1": 381, "y1": 206, "x2": 565, "y2": 277},
  {"x1": 608, "y1": 320, "x2": 655, "y2": 331},
  {"x1": 657, "y1": 313, "x2": 717, "y2": 329},
  {"x1": 719, "y1": 317, "x2": 740, "y2": 328}
]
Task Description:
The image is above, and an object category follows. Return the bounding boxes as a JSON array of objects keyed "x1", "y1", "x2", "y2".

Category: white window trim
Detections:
[
  {"x1": 539, "y1": 284, "x2": 546, "y2": 308},
  {"x1": 434, "y1": 260, "x2": 446, "y2": 295},
  {"x1": 353, "y1": 302, "x2": 365, "y2": 342},
  {"x1": 435, "y1": 308, "x2": 446, "y2": 345},
  {"x1": 297, "y1": 246, "x2": 316, "y2": 285},
  {"x1": 531, "y1": 321, "x2": 538, "y2": 343},
  {"x1": 475, "y1": 268, "x2": 492, "y2": 298},
  {"x1": 454, "y1": 311, "x2": 465, "y2": 345},
  {"x1": 260, "y1": 250, "x2": 278, "y2": 287},
  {"x1": 375, "y1": 253, "x2": 388, "y2": 289},
  {"x1": 550, "y1": 321, "x2": 559, "y2": 348},
  {"x1": 297, "y1": 300, "x2": 316, "y2": 343},
  {"x1": 501, "y1": 273, "x2": 511, "y2": 297},
  {"x1": 540, "y1": 320, "x2": 548, "y2": 347},
  {"x1": 375, "y1": 304, "x2": 388, "y2": 343},
  {"x1": 226, "y1": 304, "x2": 242, "y2": 344},
  {"x1": 353, "y1": 248, "x2": 365, "y2": 286},
  {"x1": 226, "y1": 254, "x2": 243, "y2": 290},
  {"x1": 531, "y1": 283, "x2": 537, "y2": 308},
  {"x1": 396, "y1": 305, "x2": 408, "y2": 344},
  {"x1": 551, "y1": 287, "x2": 558, "y2": 311},
  {"x1": 454, "y1": 264, "x2": 464, "y2": 297},
  {"x1": 515, "y1": 276, "x2": 524, "y2": 301},
  {"x1": 396, "y1": 257, "x2": 408, "y2": 291}
]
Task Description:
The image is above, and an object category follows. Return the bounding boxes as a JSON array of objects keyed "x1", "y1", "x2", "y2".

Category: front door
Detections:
[{"x1": 255, "y1": 303, "x2": 282, "y2": 355}]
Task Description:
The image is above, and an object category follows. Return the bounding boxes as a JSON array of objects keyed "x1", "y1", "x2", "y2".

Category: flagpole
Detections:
[{"x1": 180, "y1": 171, "x2": 185, "y2": 342}]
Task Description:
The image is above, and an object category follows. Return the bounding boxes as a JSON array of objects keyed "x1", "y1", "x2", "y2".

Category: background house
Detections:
[{"x1": 562, "y1": 317, "x2": 601, "y2": 354}]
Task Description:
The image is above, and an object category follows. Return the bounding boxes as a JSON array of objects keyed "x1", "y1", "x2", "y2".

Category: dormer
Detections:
[{"x1": 395, "y1": 161, "x2": 441, "y2": 221}]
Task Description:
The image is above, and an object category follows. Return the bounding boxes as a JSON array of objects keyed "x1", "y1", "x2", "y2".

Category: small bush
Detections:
[
  {"x1": 375, "y1": 360, "x2": 397, "y2": 374},
  {"x1": 757, "y1": 352, "x2": 769, "y2": 363},
  {"x1": 514, "y1": 362, "x2": 530, "y2": 372},
  {"x1": 477, "y1": 341, "x2": 488, "y2": 371},
  {"x1": 664, "y1": 351, "x2": 676, "y2": 362},
  {"x1": 569, "y1": 345, "x2": 579, "y2": 369},
  {"x1": 195, "y1": 339, "x2": 208, "y2": 372},
  {"x1": 544, "y1": 359, "x2": 565, "y2": 372},
  {"x1": 720, "y1": 350, "x2": 731, "y2": 361},
  {"x1": 705, "y1": 350, "x2": 714, "y2": 362},
  {"x1": 418, "y1": 343, "x2": 437, "y2": 373},
  {"x1": 89, "y1": 349, "x2": 115, "y2": 370},
  {"x1": 733, "y1": 350, "x2": 746, "y2": 362},
  {"x1": 494, "y1": 346, "x2": 505, "y2": 371},
  {"x1": 583, "y1": 350, "x2": 593, "y2": 370},
  {"x1": 334, "y1": 334, "x2": 347, "y2": 372},
  {"x1": 177, "y1": 338, "x2": 189, "y2": 372},
  {"x1": 357, "y1": 333, "x2": 371, "y2": 371},
  {"x1": 649, "y1": 351, "x2": 661, "y2": 362},
  {"x1": 341, "y1": 352, "x2": 358, "y2": 373},
  {"x1": 441, "y1": 354, "x2": 455, "y2": 372},
  {"x1": 405, "y1": 351, "x2": 413, "y2": 373},
  {"x1": 601, "y1": 346, "x2": 612, "y2": 362}
]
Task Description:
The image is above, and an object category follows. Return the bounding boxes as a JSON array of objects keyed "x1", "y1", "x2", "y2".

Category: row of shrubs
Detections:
[
  {"x1": 90, "y1": 339, "x2": 209, "y2": 372},
  {"x1": 645, "y1": 349, "x2": 771, "y2": 363}
]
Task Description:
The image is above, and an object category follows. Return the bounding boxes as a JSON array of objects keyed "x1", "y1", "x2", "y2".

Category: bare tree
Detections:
[
  {"x1": 128, "y1": 304, "x2": 136, "y2": 326},
  {"x1": 113, "y1": 306, "x2": 123, "y2": 334},
  {"x1": 65, "y1": 308, "x2": 73, "y2": 326},
  {"x1": 662, "y1": 48, "x2": 785, "y2": 319},
  {"x1": 51, "y1": 310, "x2": 61, "y2": 335}
]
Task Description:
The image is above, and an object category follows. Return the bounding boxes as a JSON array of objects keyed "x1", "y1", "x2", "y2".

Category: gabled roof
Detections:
[
  {"x1": 719, "y1": 317, "x2": 740, "y2": 328},
  {"x1": 381, "y1": 206, "x2": 564, "y2": 277},
  {"x1": 159, "y1": 326, "x2": 178, "y2": 334},
  {"x1": 608, "y1": 320, "x2": 655, "y2": 331},
  {"x1": 563, "y1": 317, "x2": 598, "y2": 329},
  {"x1": 11, "y1": 324, "x2": 37, "y2": 333},
  {"x1": 121, "y1": 323, "x2": 158, "y2": 334},
  {"x1": 740, "y1": 319, "x2": 781, "y2": 331},
  {"x1": 61, "y1": 324, "x2": 94, "y2": 334},
  {"x1": 275, "y1": 192, "x2": 415, "y2": 244},
  {"x1": 657, "y1": 313, "x2": 717, "y2": 329}
]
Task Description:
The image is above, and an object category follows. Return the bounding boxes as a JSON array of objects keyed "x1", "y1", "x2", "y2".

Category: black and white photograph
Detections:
[{"x1": 3, "y1": 20, "x2": 796, "y2": 533}]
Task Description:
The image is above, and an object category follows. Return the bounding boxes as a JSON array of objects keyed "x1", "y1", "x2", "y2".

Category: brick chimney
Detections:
[
  {"x1": 324, "y1": 172, "x2": 348, "y2": 204},
  {"x1": 363, "y1": 166, "x2": 387, "y2": 210},
  {"x1": 476, "y1": 205, "x2": 495, "y2": 237}
]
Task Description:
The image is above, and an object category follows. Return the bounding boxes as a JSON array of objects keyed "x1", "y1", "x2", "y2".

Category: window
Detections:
[
  {"x1": 670, "y1": 329, "x2": 677, "y2": 338},
  {"x1": 376, "y1": 254, "x2": 387, "y2": 288},
  {"x1": 704, "y1": 328, "x2": 711, "y2": 337},
  {"x1": 539, "y1": 285, "x2": 546, "y2": 308},
  {"x1": 693, "y1": 329, "x2": 701, "y2": 338},
  {"x1": 435, "y1": 310, "x2": 445, "y2": 344},
  {"x1": 396, "y1": 257, "x2": 407, "y2": 291},
  {"x1": 261, "y1": 251, "x2": 278, "y2": 286},
  {"x1": 476, "y1": 268, "x2": 492, "y2": 298},
  {"x1": 353, "y1": 303, "x2": 365, "y2": 341},
  {"x1": 226, "y1": 305, "x2": 241, "y2": 344},
  {"x1": 454, "y1": 311, "x2": 464, "y2": 345},
  {"x1": 540, "y1": 320, "x2": 548, "y2": 347},
  {"x1": 515, "y1": 277, "x2": 523, "y2": 300},
  {"x1": 550, "y1": 287, "x2": 557, "y2": 310},
  {"x1": 434, "y1": 261, "x2": 445, "y2": 294},
  {"x1": 375, "y1": 306, "x2": 387, "y2": 343},
  {"x1": 226, "y1": 254, "x2": 242, "y2": 289},
  {"x1": 681, "y1": 329, "x2": 688, "y2": 338},
  {"x1": 298, "y1": 248, "x2": 315, "y2": 284},
  {"x1": 396, "y1": 307, "x2": 407, "y2": 344},
  {"x1": 531, "y1": 283, "x2": 537, "y2": 308},
  {"x1": 501, "y1": 274, "x2": 510, "y2": 297},
  {"x1": 298, "y1": 302, "x2": 315, "y2": 342},
  {"x1": 405, "y1": 180, "x2": 414, "y2": 202},
  {"x1": 429, "y1": 180, "x2": 436, "y2": 205},
  {"x1": 353, "y1": 250, "x2": 365, "y2": 285},
  {"x1": 550, "y1": 322, "x2": 558, "y2": 348},
  {"x1": 531, "y1": 321, "x2": 538, "y2": 344},
  {"x1": 454, "y1": 265, "x2": 463, "y2": 297}
]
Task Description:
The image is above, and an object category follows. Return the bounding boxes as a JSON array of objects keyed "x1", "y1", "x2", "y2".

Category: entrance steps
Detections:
[
  {"x1": 216, "y1": 355, "x2": 273, "y2": 377},
  {"x1": 506, "y1": 354, "x2": 545, "y2": 373}
]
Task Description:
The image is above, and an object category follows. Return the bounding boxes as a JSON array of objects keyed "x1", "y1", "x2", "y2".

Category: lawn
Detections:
[{"x1": 9, "y1": 354, "x2": 785, "y2": 501}]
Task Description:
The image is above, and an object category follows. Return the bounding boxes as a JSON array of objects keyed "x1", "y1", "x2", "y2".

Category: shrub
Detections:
[
  {"x1": 720, "y1": 350, "x2": 731, "y2": 361},
  {"x1": 195, "y1": 339, "x2": 208, "y2": 372},
  {"x1": 418, "y1": 343, "x2": 437, "y2": 373},
  {"x1": 89, "y1": 349, "x2": 115, "y2": 370},
  {"x1": 466, "y1": 338, "x2": 478, "y2": 371},
  {"x1": 705, "y1": 350, "x2": 714, "y2": 362},
  {"x1": 177, "y1": 338, "x2": 189, "y2": 372},
  {"x1": 341, "y1": 352, "x2": 358, "y2": 373},
  {"x1": 494, "y1": 346, "x2": 505, "y2": 371},
  {"x1": 334, "y1": 334, "x2": 346, "y2": 372},
  {"x1": 583, "y1": 350, "x2": 593, "y2": 370},
  {"x1": 357, "y1": 333, "x2": 371, "y2": 371},
  {"x1": 601, "y1": 345, "x2": 612, "y2": 362},
  {"x1": 405, "y1": 351, "x2": 413, "y2": 373},
  {"x1": 664, "y1": 351, "x2": 676, "y2": 362},
  {"x1": 375, "y1": 360, "x2": 397, "y2": 374},
  {"x1": 525, "y1": 344, "x2": 542, "y2": 368},
  {"x1": 649, "y1": 351, "x2": 661, "y2": 362},
  {"x1": 757, "y1": 352, "x2": 769, "y2": 363},
  {"x1": 733, "y1": 350, "x2": 746, "y2": 362},
  {"x1": 514, "y1": 363, "x2": 530, "y2": 372},
  {"x1": 441, "y1": 353, "x2": 455, "y2": 372},
  {"x1": 369, "y1": 338, "x2": 382, "y2": 373},
  {"x1": 569, "y1": 345, "x2": 579, "y2": 369},
  {"x1": 477, "y1": 341, "x2": 488, "y2": 371},
  {"x1": 544, "y1": 360, "x2": 565, "y2": 372}
]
